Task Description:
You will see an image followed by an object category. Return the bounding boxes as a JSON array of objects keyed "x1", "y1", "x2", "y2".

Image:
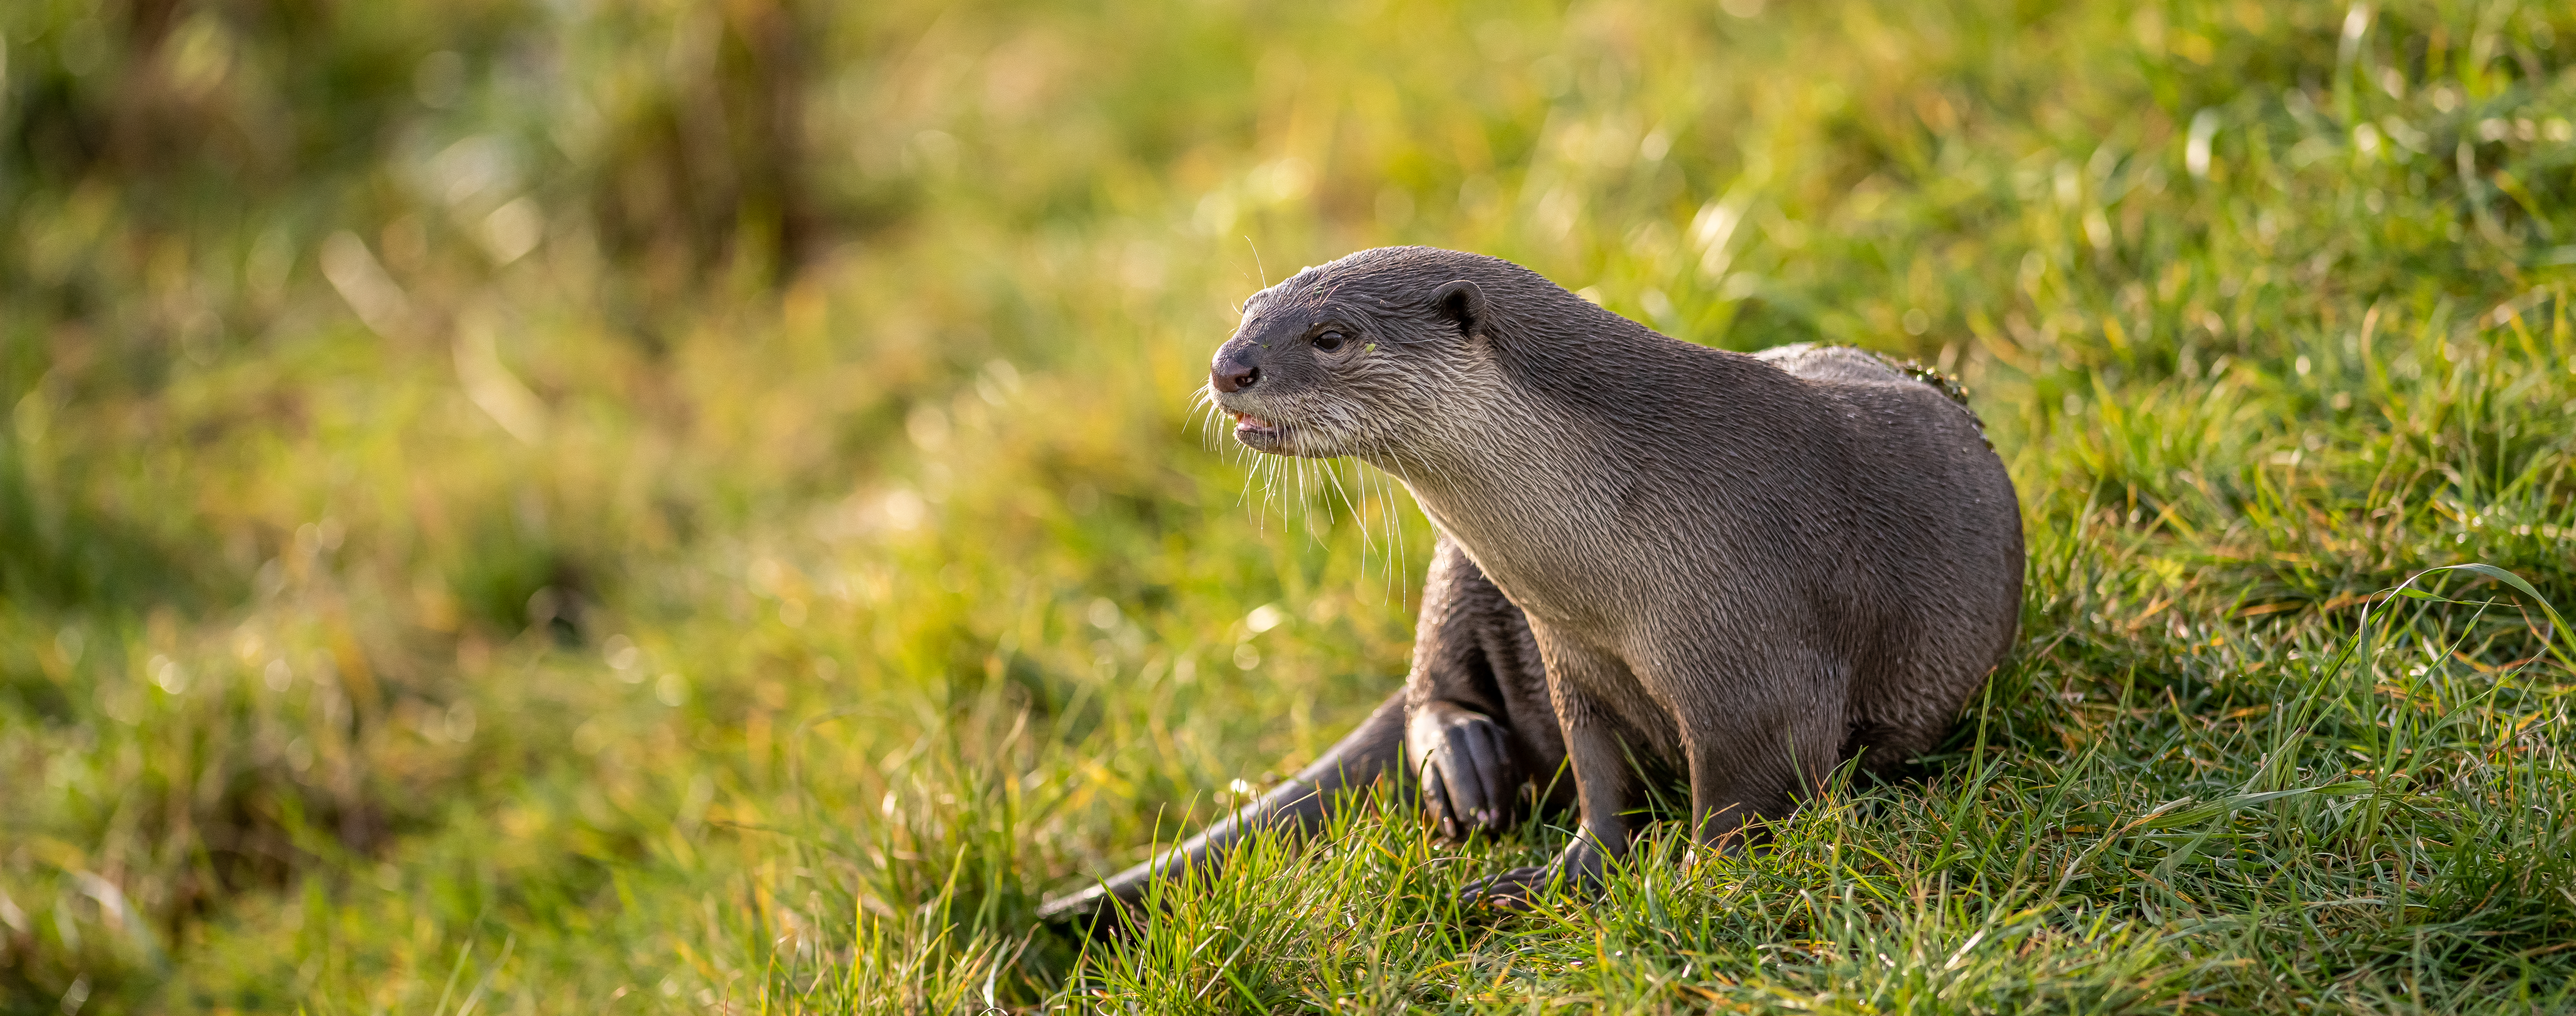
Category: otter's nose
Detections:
[{"x1": 1211, "y1": 357, "x2": 1261, "y2": 393}]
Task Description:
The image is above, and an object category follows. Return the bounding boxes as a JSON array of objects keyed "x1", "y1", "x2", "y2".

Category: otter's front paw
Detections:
[
  {"x1": 1461, "y1": 836, "x2": 1614, "y2": 911},
  {"x1": 1408, "y1": 702, "x2": 1518, "y2": 840},
  {"x1": 1459, "y1": 865, "x2": 1558, "y2": 912}
]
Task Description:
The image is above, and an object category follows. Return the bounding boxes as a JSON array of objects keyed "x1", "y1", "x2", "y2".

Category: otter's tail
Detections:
[{"x1": 1035, "y1": 690, "x2": 1409, "y2": 935}]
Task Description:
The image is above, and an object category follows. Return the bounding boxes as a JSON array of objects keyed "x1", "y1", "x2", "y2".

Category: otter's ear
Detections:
[{"x1": 1429, "y1": 280, "x2": 1485, "y2": 340}]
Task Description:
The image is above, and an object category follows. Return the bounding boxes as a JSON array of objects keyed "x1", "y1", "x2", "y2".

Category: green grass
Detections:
[{"x1": 4, "y1": 0, "x2": 2575, "y2": 1011}]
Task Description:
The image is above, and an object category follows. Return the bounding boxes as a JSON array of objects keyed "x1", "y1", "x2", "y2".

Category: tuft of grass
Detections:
[{"x1": 3, "y1": 0, "x2": 2573, "y2": 1011}]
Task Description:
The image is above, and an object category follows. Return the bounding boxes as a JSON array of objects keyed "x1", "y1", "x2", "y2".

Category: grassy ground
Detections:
[{"x1": 4, "y1": 0, "x2": 2575, "y2": 1011}]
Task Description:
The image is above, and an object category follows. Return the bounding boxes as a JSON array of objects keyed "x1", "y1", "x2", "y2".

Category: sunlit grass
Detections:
[{"x1": 3, "y1": 0, "x2": 2574, "y2": 1011}]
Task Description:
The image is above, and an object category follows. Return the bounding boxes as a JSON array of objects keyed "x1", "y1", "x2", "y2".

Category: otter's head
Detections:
[{"x1": 1205, "y1": 248, "x2": 1509, "y2": 462}]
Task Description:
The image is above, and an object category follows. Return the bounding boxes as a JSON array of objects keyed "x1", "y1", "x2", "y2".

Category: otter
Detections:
[{"x1": 1039, "y1": 246, "x2": 2021, "y2": 924}]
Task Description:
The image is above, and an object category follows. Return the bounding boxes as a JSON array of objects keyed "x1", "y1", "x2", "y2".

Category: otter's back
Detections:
[{"x1": 1752, "y1": 343, "x2": 1909, "y2": 386}]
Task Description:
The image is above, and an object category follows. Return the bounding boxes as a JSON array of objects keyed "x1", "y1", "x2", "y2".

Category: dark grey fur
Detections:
[{"x1": 1038, "y1": 246, "x2": 2021, "y2": 925}]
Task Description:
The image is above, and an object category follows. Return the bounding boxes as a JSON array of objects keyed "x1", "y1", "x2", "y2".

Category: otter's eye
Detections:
[{"x1": 1312, "y1": 330, "x2": 1347, "y2": 352}]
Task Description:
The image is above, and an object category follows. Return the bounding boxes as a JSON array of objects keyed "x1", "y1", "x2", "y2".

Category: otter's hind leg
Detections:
[
  {"x1": 1672, "y1": 653, "x2": 1846, "y2": 853},
  {"x1": 1681, "y1": 699, "x2": 1843, "y2": 852}
]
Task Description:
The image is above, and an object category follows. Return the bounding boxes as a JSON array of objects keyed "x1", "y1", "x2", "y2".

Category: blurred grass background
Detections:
[{"x1": 3, "y1": 0, "x2": 2574, "y2": 1011}]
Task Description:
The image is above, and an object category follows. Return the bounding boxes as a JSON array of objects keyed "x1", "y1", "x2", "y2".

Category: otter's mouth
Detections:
[{"x1": 1230, "y1": 410, "x2": 1282, "y2": 447}]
